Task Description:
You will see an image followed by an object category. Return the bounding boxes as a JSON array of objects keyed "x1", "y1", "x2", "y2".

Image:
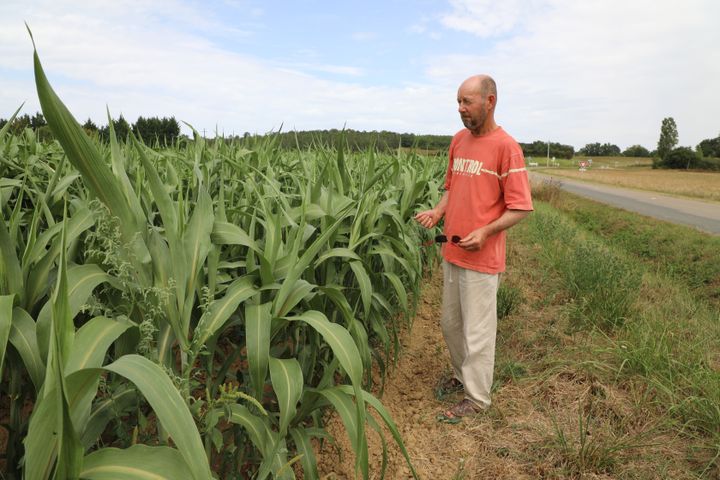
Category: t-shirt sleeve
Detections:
[{"x1": 499, "y1": 142, "x2": 533, "y2": 211}]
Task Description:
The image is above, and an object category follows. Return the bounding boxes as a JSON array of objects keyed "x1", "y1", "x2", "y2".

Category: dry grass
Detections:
[
  {"x1": 539, "y1": 167, "x2": 720, "y2": 202},
  {"x1": 317, "y1": 231, "x2": 702, "y2": 479}
]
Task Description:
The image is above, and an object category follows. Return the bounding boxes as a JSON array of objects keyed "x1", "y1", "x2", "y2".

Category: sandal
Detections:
[{"x1": 440, "y1": 399, "x2": 483, "y2": 421}]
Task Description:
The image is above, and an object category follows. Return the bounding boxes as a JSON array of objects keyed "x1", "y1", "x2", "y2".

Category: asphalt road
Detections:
[{"x1": 529, "y1": 171, "x2": 720, "y2": 235}]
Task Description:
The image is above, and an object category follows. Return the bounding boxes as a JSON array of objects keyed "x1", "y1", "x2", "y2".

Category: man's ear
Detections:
[{"x1": 488, "y1": 94, "x2": 497, "y2": 108}]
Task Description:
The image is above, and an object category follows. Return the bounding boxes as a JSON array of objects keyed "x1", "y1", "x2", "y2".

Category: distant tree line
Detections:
[
  {"x1": 0, "y1": 112, "x2": 180, "y2": 145},
  {"x1": 241, "y1": 130, "x2": 579, "y2": 159},
  {"x1": 235, "y1": 129, "x2": 453, "y2": 152},
  {"x1": 2, "y1": 112, "x2": 718, "y2": 170},
  {"x1": 519, "y1": 140, "x2": 575, "y2": 159},
  {"x1": 0, "y1": 112, "x2": 55, "y2": 141}
]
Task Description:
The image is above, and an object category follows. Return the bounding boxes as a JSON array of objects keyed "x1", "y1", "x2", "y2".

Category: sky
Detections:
[{"x1": 1, "y1": 0, "x2": 718, "y2": 150}]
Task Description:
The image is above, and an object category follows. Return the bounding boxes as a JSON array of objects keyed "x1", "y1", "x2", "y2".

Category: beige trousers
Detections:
[{"x1": 441, "y1": 260, "x2": 499, "y2": 409}]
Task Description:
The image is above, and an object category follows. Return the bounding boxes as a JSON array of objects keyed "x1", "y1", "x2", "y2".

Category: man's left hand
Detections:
[{"x1": 457, "y1": 227, "x2": 489, "y2": 251}]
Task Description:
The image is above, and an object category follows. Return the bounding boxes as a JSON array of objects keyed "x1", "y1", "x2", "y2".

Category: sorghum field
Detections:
[{"x1": 0, "y1": 46, "x2": 445, "y2": 479}]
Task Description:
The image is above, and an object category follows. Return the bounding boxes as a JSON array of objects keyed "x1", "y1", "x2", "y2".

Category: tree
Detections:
[
  {"x1": 99, "y1": 114, "x2": 131, "y2": 142},
  {"x1": 83, "y1": 118, "x2": 98, "y2": 132},
  {"x1": 622, "y1": 144, "x2": 650, "y2": 157},
  {"x1": 30, "y1": 112, "x2": 46, "y2": 129},
  {"x1": 657, "y1": 117, "x2": 678, "y2": 160},
  {"x1": 698, "y1": 135, "x2": 720, "y2": 158}
]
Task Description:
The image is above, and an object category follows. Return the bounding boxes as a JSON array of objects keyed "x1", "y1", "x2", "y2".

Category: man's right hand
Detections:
[{"x1": 414, "y1": 209, "x2": 441, "y2": 229}]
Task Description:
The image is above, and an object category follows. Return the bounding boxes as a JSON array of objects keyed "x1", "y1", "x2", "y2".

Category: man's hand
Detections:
[
  {"x1": 414, "y1": 209, "x2": 441, "y2": 229},
  {"x1": 457, "y1": 227, "x2": 489, "y2": 251},
  {"x1": 457, "y1": 209, "x2": 531, "y2": 251}
]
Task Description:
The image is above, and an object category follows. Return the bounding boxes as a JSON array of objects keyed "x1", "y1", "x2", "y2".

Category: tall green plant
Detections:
[{"x1": 5, "y1": 28, "x2": 444, "y2": 479}]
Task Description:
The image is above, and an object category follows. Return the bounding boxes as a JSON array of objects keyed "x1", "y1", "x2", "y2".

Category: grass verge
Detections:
[{"x1": 498, "y1": 181, "x2": 720, "y2": 477}]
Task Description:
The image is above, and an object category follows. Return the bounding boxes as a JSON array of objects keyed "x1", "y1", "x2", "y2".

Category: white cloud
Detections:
[
  {"x1": 433, "y1": 0, "x2": 720, "y2": 148},
  {"x1": 440, "y1": 0, "x2": 547, "y2": 38},
  {"x1": 1, "y1": 0, "x2": 451, "y2": 137},
  {"x1": 1, "y1": 0, "x2": 718, "y2": 149}
]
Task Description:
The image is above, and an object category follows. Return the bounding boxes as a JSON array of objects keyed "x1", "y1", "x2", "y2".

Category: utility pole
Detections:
[{"x1": 546, "y1": 140, "x2": 550, "y2": 167}]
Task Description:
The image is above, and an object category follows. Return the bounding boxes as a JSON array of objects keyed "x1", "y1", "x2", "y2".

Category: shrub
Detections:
[{"x1": 658, "y1": 146, "x2": 699, "y2": 169}]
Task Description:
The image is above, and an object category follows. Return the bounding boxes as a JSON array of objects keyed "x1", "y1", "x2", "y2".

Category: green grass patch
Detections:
[{"x1": 509, "y1": 194, "x2": 720, "y2": 475}]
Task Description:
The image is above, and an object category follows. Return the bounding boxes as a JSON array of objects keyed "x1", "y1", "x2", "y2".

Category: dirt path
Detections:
[{"x1": 317, "y1": 264, "x2": 560, "y2": 479}]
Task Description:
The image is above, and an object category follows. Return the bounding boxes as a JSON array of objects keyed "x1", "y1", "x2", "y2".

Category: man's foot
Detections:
[{"x1": 439, "y1": 399, "x2": 484, "y2": 422}]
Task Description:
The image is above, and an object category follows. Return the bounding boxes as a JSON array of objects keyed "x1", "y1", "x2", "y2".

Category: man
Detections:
[{"x1": 414, "y1": 74, "x2": 533, "y2": 419}]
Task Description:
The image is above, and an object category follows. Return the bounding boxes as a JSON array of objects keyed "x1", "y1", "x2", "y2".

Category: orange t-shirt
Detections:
[{"x1": 442, "y1": 127, "x2": 533, "y2": 274}]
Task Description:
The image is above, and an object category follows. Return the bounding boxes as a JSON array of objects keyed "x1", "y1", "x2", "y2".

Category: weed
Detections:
[
  {"x1": 497, "y1": 281, "x2": 523, "y2": 319},
  {"x1": 562, "y1": 240, "x2": 641, "y2": 332}
]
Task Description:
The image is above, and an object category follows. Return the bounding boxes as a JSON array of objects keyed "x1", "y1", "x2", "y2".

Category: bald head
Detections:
[{"x1": 460, "y1": 74, "x2": 497, "y2": 100}]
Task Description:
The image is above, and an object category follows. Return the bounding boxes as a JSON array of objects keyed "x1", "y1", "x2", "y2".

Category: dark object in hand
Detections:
[{"x1": 435, "y1": 235, "x2": 461, "y2": 244}]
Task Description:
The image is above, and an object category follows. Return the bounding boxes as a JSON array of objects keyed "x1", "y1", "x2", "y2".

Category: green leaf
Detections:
[
  {"x1": 0, "y1": 294, "x2": 13, "y2": 378},
  {"x1": 45, "y1": 201, "x2": 83, "y2": 479},
  {"x1": 80, "y1": 445, "x2": 190, "y2": 480},
  {"x1": 285, "y1": 311, "x2": 361, "y2": 386},
  {"x1": 0, "y1": 213, "x2": 22, "y2": 300},
  {"x1": 273, "y1": 279, "x2": 315, "y2": 318},
  {"x1": 24, "y1": 387, "x2": 59, "y2": 480},
  {"x1": 315, "y1": 387, "x2": 368, "y2": 479},
  {"x1": 146, "y1": 230, "x2": 183, "y2": 360},
  {"x1": 9, "y1": 306, "x2": 44, "y2": 390},
  {"x1": 246, "y1": 301, "x2": 272, "y2": 400},
  {"x1": 285, "y1": 311, "x2": 367, "y2": 479},
  {"x1": 313, "y1": 247, "x2": 362, "y2": 267},
  {"x1": 103, "y1": 355, "x2": 213, "y2": 480},
  {"x1": 30, "y1": 29, "x2": 151, "y2": 268},
  {"x1": 211, "y1": 220, "x2": 260, "y2": 253},
  {"x1": 349, "y1": 261, "x2": 372, "y2": 318},
  {"x1": 64, "y1": 317, "x2": 132, "y2": 432},
  {"x1": 226, "y1": 404, "x2": 270, "y2": 452},
  {"x1": 66, "y1": 316, "x2": 132, "y2": 375},
  {"x1": 338, "y1": 385, "x2": 419, "y2": 480},
  {"x1": 383, "y1": 271, "x2": 408, "y2": 312},
  {"x1": 132, "y1": 134, "x2": 178, "y2": 243},
  {"x1": 192, "y1": 275, "x2": 257, "y2": 349},
  {"x1": 181, "y1": 187, "x2": 214, "y2": 332},
  {"x1": 289, "y1": 428, "x2": 319, "y2": 480},
  {"x1": 26, "y1": 207, "x2": 95, "y2": 309},
  {"x1": 109, "y1": 112, "x2": 145, "y2": 228},
  {"x1": 0, "y1": 102, "x2": 24, "y2": 141},
  {"x1": 274, "y1": 207, "x2": 351, "y2": 321},
  {"x1": 36, "y1": 264, "x2": 113, "y2": 363},
  {"x1": 269, "y1": 357, "x2": 303, "y2": 435},
  {"x1": 81, "y1": 388, "x2": 137, "y2": 448},
  {"x1": 225, "y1": 403, "x2": 294, "y2": 479}
]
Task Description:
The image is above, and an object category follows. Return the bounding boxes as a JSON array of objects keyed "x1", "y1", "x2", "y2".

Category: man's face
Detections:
[{"x1": 457, "y1": 87, "x2": 488, "y2": 132}]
